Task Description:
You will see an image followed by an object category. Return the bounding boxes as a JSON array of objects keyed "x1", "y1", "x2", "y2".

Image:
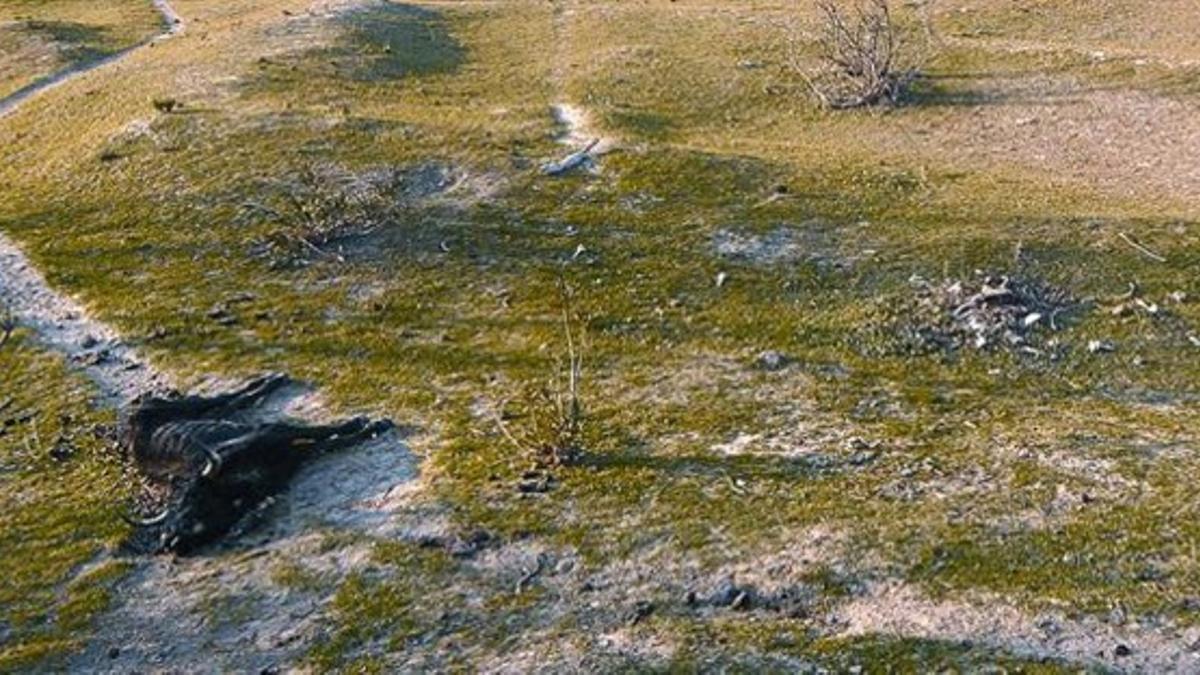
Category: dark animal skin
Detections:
[{"x1": 121, "y1": 373, "x2": 392, "y2": 554}]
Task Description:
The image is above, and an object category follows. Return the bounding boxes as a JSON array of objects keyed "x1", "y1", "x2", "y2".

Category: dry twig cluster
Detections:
[
  {"x1": 900, "y1": 274, "x2": 1079, "y2": 354},
  {"x1": 790, "y1": 0, "x2": 932, "y2": 109},
  {"x1": 243, "y1": 163, "x2": 411, "y2": 267}
]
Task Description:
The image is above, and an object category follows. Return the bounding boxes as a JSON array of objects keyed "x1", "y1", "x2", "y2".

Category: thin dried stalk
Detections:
[
  {"x1": 491, "y1": 277, "x2": 587, "y2": 470},
  {"x1": 0, "y1": 303, "x2": 15, "y2": 349}
]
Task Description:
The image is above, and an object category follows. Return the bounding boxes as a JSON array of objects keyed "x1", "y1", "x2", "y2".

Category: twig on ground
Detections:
[
  {"x1": 542, "y1": 139, "x2": 600, "y2": 177},
  {"x1": 515, "y1": 554, "x2": 547, "y2": 594},
  {"x1": 489, "y1": 397, "x2": 527, "y2": 456},
  {"x1": 1118, "y1": 232, "x2": 1167, "y2": 263},
  {"x1": 0, "y1": 303, "x2": 15, "y2": 349}
]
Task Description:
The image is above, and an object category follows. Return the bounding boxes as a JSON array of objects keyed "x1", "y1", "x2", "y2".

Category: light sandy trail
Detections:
[{"x1": 0, "y1": 235, "x2": 171, "y2": 404}]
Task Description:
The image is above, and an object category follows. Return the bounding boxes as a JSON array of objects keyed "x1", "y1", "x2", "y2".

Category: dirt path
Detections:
[
  {"x1": 0, "y1": 235, "x2": 171, "y2": 404},
  {"x1": 544, "y1": 1, "x2": 616, "y2": 170},
  {"x1": 0, "y1": 0, "x2": 184, "y2": 118}
]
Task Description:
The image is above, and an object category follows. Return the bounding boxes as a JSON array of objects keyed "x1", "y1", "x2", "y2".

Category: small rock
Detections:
[
  {"x1": 49, "y1": 440, "x2": 75, "y2": 462},
  {"x1": 715, "y1": 271, "x2": 728, "y2": 288},
  {"x1": 516, "y1": 476, "x2": 552, "y2": 494},
  {"x1": 1088, "y1": 340, "x2": 1116, "y2": 354},
  {"x1": 1037, "y1": 617, "x2": 1062, "y2": 636},
  {"x1": 107, "y1": 646, "x2": 120, "y2": 660},
  {"x1": 227, "y1": 292, "x2": 257, "y2": 304},
  {"x1": 554, "y1": 558, "x2": 575, "y2": 575},
  {"x1": 207, "y1": 304, "x2": 236, "y2": 325},
  {"x1": 80, "y1": 350, "x2": 110, "y2": 366},
  {"x1": 449, "y1": 530, "x2": 493, "y2": 558},
  {"x1": 1115, "y1": 644, "x2": 1132, "y2": 658},
  {"x1": 627, "y1": 600, "x2": 655, "y2": 626},
  {"x1": 847, "y1": 450, "x2": 877, "y2": 466},
  {"x1": 1109, "y1": 606, "x2": 1127, "y2": 625},
  {"x1": 80, "y1": 334, "x2": 99, "y2": 349},
  {"x1": 755, "y1": 350, "x2": 790, "y2": 372}
]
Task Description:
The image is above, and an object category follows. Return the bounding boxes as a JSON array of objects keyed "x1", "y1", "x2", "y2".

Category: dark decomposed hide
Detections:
[{"x1": 121, "y1": 373, "x2": 392, "y2": 554}]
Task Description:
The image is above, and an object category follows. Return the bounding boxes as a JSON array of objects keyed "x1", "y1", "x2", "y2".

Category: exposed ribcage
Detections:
[{"x1": 144, "y1": 419, "x2": 250, "y2": 464}]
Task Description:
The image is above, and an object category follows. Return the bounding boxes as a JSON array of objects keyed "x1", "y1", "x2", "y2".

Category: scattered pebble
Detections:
[
  {"x1": 48, "y1": 440, "x2": 75, "y2": 462},
  {"x1": 755, "y1": 350, "x2": 790, "y2": 372},
  {"x1": 627, "y1": 600, "x2": 655, "y2": 626},
  {"x1": 1088, "y1": 340, "x2": 1116, "y2": 354},
  {"x1": 897, "y1": 274, "x2": 1077, "y2": 353}
]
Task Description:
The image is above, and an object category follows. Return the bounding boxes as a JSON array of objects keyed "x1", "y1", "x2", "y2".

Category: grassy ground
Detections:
[
  {"x1": 0, "y1": 333, "x2": 133, "y2": 669},
  {"x1": 2, "y1": 0, "x2": 1199, "y2": 670},
  {"x1": 0, "y1": 0, "x2": 165, "y2": 101}
]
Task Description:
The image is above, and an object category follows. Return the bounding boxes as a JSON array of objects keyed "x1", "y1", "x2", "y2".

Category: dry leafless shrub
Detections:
[
  {"x1": 790, "y1": 0, "x2": 935, "y2": 109},
  {"x1": 493, "y1": 278, "x2": 586, "y2": 472},
  {"x1": 242, "y1": 163, "x2": 410, "y2": 267}
]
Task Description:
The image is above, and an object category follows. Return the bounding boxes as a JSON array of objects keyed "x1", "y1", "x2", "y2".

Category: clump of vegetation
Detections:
[
  {"x1": 151, "y1": 97, "x2": 181, "y2": 113},
  {"x1": 242, "y1": 163, "x2": 413, "y2": 267},
  {"x1": 791, "y1": 0, "x2": 933, "y2": 109},
  {"x1": 493, "y1": 279, "x2": 587, "y2": 475},
  {"x1": 0, "y1": 340, "x2": 133, "y2": 670}
]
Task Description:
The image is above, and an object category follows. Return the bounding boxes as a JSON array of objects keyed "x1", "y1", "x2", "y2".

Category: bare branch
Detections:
[{"x1": 789, "y1": 0, "x2": 933, "y2": 110}]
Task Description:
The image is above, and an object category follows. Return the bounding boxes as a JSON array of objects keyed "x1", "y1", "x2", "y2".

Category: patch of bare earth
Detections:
[
  {"x1": 836, "y1": 581, "x2": 1200, "y2": 672},
  {"x1": 896, "y1": 72, "x2": 1200, "y2": 207}
]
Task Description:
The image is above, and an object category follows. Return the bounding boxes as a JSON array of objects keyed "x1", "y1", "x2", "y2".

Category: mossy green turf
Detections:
[
  {"x1": 1, "y1": 0, "x2": 1199, "y2": 669},
  {"x1": 0, "y1": 334, "x2": 133, "y2": 670}
]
